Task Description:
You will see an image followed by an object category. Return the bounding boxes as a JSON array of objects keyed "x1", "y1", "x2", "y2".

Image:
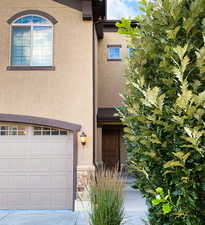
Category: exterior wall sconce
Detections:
[{"x1": 80, "y1": 132, "x2": 87, "y2": 146}]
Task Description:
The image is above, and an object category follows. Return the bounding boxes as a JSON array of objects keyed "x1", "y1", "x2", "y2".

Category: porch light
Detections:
[{"x1": 80, "y1": 132, "x2": 87, "y2": 146}]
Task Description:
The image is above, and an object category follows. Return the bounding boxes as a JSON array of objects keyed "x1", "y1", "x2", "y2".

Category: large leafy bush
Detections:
[{"x1": 117, "y1": 0, "x2": 205, "y2": 224}]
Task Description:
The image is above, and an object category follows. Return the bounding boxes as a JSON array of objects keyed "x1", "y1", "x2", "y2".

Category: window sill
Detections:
[
  {"x1": 7, "y1": 66, "x2": 55, "y2": 71},
  {"x1": 107, "y1": 59, "x2": 122, "y2": 61}
]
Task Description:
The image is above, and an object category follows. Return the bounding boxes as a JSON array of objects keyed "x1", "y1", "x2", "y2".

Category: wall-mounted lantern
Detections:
[{"x1": 80, "y1": 132, "x2": 87, "y2": 146}]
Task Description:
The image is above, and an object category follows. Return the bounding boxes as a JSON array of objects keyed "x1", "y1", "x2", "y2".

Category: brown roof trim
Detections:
[
  {"x1": 0, "y1": 114, "x2": 81, "y2": 131},
  {"x1": 7, "y1": 10, "x2": 58, "y2": 24},
  {"x1": 104, "y1": 26, "x2": 118, "y2": 32},
  {"x1": 82, "y1": 0, "x2": 93, "y2": 20},
  {"x1": 103, "y1": 20, "x2": 139, "y2": 32},
  {"x1": 53, "y1": 0, "x2": 82, "y2": 11},
  {"x1": 93, "y1": 0, "x2": 106, "y2": 22},
  {"x1": 95, "y1": 21, "x2": 104, "y2": 39},
  {"x1": 97, "y1": 108, "x2": 121, "y2": 122},
  {"x1": 95, "y1": 19, "x2": 138, "y2": 38}
]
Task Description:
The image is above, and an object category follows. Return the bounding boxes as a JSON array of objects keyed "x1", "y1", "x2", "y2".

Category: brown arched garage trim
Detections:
[
  {"x1": 0, "y1": 113, "x2": 81, "y2": 131},
  {"x1": 7, "y1": 10, "x2": 58, "y2": 24}
]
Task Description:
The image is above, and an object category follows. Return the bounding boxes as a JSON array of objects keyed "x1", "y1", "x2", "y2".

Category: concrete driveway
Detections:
[
  {"x1": 0, "y1": 210, "x2": 83, "y2": 225},
  {"x1": 0, "y1": 178, "x2": 147, "y2": 225}
]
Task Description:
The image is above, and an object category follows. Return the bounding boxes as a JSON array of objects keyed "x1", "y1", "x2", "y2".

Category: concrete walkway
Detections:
[
  {"x1": 0, "y1": 178, "x2": 147, "y2": 225},
  {"x1": 75, "y1": 177, "x2": 148, "y2": 225},
  {"x1": 123, "y1": 178, "x2": 148, "y2": 225}
]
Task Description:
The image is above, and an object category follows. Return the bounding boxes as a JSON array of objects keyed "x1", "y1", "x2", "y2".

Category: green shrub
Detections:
[
  {"x1": 116, "y1": 0, "x2": 205, "y2": 224},
  {"x1": 87, "y1": 168, "x2": 124, "y2": 225}
]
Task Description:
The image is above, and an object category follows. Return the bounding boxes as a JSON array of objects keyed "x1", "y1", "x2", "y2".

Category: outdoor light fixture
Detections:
[{"x1": 80, "y1": 132, "x2": 87, "y2": 146}]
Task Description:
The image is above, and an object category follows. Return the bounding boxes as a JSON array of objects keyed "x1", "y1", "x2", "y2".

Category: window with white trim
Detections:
[
  {"x1": 108, "y1": 47, "x2": 121, "y2": 60},
  {"x1": 11, "y1": 15, "x2": 53, "y2": 66},
  {"x1": 33, "y1": 127, "x2": 68, "y2": 136},
  {"x1": 0, "y1": 126, "x2": 26, "y2": 136}
]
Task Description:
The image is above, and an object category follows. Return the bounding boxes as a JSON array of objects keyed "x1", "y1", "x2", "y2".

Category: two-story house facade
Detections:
[{"x1": 0, "y1": 0, "x2": 130, "y2": 211}]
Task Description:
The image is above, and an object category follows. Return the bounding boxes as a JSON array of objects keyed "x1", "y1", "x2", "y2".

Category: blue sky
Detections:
[{"x1": 107, "y1": 0, "x2": 142, "y2": 20}]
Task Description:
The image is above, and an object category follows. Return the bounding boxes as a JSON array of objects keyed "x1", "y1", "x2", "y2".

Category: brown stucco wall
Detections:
[
  {"x1": 97, "y1": 32, "x2": 129, "y2": 108},
  {"x1": 0, "y1": 0, "x2": 93, "y2": 167}
]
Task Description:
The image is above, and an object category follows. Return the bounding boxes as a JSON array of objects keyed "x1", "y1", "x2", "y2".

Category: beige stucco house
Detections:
[{"x1": 0, "y1": 0, "x2": 131, "y2": 210}]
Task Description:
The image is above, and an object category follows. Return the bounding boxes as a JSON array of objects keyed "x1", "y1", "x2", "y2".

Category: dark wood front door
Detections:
[{"x1": 102, "y1": 129, "x2": 120, "y2": 169}]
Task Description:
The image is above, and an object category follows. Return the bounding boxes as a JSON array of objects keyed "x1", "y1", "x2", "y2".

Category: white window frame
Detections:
[
  {"x1": 107, "y1": 46, "x2": 121, "y2": 60},
  {"x1": 10, "y1": 15, "x2": 54, "y2": 67},
  {"x1": 0, "y1": 126, "x2": 26, "y2": 136},
  {"x1": 33, "y1": 126, "x2": 68, "y2": 136}
]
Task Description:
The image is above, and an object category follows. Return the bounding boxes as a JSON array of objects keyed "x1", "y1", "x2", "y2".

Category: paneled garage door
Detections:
[{"x1": 0, "y1": 125, "x2": 74, "y2": 210}]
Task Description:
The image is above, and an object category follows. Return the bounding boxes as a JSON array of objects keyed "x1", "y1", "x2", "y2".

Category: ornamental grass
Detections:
[{"x1": 87, "y1": 167, "x2": 125, "y2": 225}]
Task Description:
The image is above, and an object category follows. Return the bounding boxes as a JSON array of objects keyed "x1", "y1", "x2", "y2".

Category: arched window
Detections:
[{"x1": 11, "y1": 15, "x2": 53, "y2": 66}]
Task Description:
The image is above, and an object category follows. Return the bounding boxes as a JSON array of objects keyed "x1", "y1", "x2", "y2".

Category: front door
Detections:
[{"x1": 102, "y1": 128, "x2": 120, "y2": 169}]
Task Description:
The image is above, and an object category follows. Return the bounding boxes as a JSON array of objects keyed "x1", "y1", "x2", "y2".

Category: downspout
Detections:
[{"x1": 92, "y1": 22, "x2": 97, "y2": 168}]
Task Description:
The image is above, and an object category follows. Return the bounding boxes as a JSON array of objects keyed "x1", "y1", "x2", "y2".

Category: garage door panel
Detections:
[
  {"x1": 9, "y1": 175, "x2": 27, "y2": 187},
  {"x1": 52, "y1": 192, "x2": 73, "y2": 209},
  {"x1": 10, "y1": 159, "x2": 30, "y2": 171},
  {"x1": 30, "y1": 146, "x2": 71, "y2": 156},
  {"x1": 8, "y1": 192, "x2": 29, "y2": 208},
  {"x1": 0, "y1": 125, "x2": 74, "y2": 210},
  {"x1": 0, "y1": 143, "x2": 29, "y2": 155},
  {"x1": 50, "y1": 158, "x2": 73, "y2": 171},
  {"x1": 29, "y1": 175, "x2": 51, "y2": 187},
  {"x1": 0, "y1": 193, "x2": 7, "y2": 208},
  {"x1": 0, "y1": 159, "x2": 29, "y2": 171},
  {"x1": 30, "y1": 158, "x2": 51, "y2": 171},
  {"x1": 0, "y1": 176, "x2": 9, "y2": 187},
  {"x1": 30, "y1": 192, "x2": 51, "y2": 207},
  {"x1": 51, "y1": 174, "x2": 73, "y2": 188}
]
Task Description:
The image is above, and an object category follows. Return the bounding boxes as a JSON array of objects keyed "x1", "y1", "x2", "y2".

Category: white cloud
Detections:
[{"x1": 107, "y1": 0, "x2": 138, "y2": 20}]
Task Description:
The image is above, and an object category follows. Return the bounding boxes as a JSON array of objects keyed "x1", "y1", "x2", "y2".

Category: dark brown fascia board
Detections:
[
  {"x1": 93, "y1": 0, "x2": 106, "y2": 22},
  {"x1": 53, "y1": 0, "x2": 82, "y2": 11},
  {"x1": 95, "y1": 19, "x2": 138, "y2": 39},
  {"x1": 97, "y1": 107, "x2": 121, "y2": 122},
  {"x1": 82, "y1": 0, "x2": 93, "y2": 20},
  {"x1": 0, "y1": 114, "x2": 81, "y2": 131},
  {"x1": 54, "y1": 0, "x2": 93, "y2": 21},
  {"x1": 103, "y1": 20, "x2": 139, "y2": 32},
  {"x1": 7, "y1": 10, "x2": 58, "y2": 24},
  {"x1": 95, "y1": 21, "x2": 104, "y2": 39}
]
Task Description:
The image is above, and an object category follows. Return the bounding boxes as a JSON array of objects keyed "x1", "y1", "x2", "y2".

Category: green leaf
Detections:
[
  {"x1": 173, "y1": 44, "x2": 188, "y2": 60},
  {"x1": 152, "y1": 199, "x2": 162, "y2": 205},
  {"x1": 156, "y1": 187, "x2": 164, "y2": 195},
  {"x1": 162, "y1": 203, "x2": 172, "y2": 214},
  {"x1": 164, "y1": 160, "x2": 184, "y2": 169}
]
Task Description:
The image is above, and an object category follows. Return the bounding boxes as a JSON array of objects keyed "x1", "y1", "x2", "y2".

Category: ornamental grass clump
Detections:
[{"x1": 87, "y1": 168, "x2": 125, "y2": 225}]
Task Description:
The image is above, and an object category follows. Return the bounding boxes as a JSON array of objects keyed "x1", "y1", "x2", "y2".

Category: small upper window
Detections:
[
  {"x1": 0, "y1": 126, "x2": 26, "y2": 136},
  {"x1": 33, "y1": 127, "x2": 68, "y2": 136},
  {"x1": 107, "y1": 46, "x2": 121, "y2": 60},
  {"x1": 11, "y1": 15, "x2": 53, "y2": 66}
]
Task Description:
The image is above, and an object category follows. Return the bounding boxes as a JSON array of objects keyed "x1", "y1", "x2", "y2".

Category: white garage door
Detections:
[{"x1": 0, "y1": 125, "x2": 74, "y2": 210}]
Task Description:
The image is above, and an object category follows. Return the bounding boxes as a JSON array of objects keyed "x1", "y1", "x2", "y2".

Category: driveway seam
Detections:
[{"x1": 0, "y1": 213, "x2": 10, "y2": 224}]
